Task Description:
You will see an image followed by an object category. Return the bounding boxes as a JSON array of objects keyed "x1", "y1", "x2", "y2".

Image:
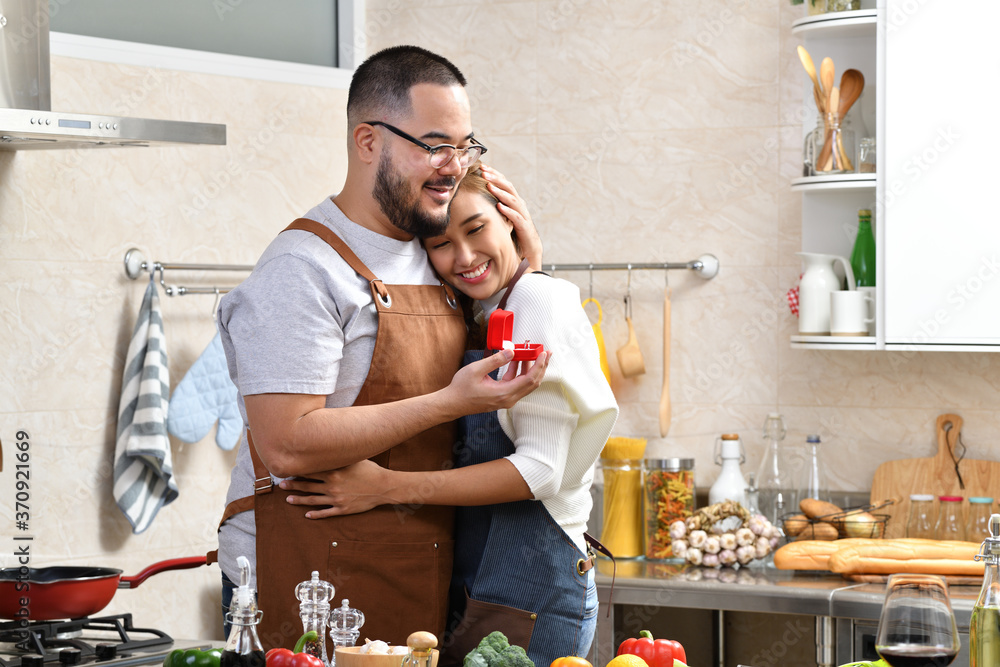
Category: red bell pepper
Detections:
[
  {"x1": 265, "y1": 632, "x2": 325, "y2": 667},
  {"x1": 617, "y1": 630, "x2": 686, "y2": 667}
]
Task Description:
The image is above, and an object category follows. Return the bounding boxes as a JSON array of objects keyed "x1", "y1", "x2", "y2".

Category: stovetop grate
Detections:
[{"x1": 0, "y1": 614, "x2": 173, "y2": 667}]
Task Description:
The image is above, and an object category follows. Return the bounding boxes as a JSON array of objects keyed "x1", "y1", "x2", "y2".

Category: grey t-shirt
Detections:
[{"x1": 216, "y1": 196, "x2": 438, "y2": 587}]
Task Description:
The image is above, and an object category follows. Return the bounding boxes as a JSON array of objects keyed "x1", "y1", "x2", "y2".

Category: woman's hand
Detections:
[
  {"x1": 480, "y1": 164, "x2": 543, "y2": 270},
  {"x1": 280, "y1": 460, "x2": 391, "y2": 518}
]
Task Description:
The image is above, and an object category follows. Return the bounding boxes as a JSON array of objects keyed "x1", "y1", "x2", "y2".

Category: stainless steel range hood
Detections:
[{"x1": 0, "y1": 0, "x2": 226, "y2": 149}]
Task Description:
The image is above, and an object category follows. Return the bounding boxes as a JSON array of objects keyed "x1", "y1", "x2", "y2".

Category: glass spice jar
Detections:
[
  {"x1": 827, "y1": 0, "x2": 860, "y2": 11},
  {"x1": 969, "y1": 497, "x2": 995, "y2": 541},
  {"x1": 643, "y1": 458, "x2": 695, "y2": 560},
  {"x1": 859, "y1": 137, "x2": 877, "y2": 173},
  {"x1": 906, "y1": 494, "x2": 936, "y2": 539},
  {"x1": 936, "y1": 495, "x2": 966, "y2": 541}
]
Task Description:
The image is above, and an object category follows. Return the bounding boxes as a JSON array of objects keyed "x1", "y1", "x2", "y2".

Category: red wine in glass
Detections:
[{"x1": 877, "y1": 645, "x2": 958, "y2": 667}]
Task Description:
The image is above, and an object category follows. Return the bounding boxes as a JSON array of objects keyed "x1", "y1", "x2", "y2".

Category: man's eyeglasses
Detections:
[{"x1": 365, "y1": 121, "x2": 487, "y2": 169}]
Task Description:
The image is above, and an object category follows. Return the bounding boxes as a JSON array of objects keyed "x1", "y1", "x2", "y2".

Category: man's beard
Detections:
[{"x1": 372, "y1": 150, "x2": 454, "y2": 238}]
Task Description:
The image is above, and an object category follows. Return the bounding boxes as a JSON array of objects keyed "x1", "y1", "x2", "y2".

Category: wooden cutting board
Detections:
[{"x1": 871, "y1": 414, "x2": 1000, "y2": 538}]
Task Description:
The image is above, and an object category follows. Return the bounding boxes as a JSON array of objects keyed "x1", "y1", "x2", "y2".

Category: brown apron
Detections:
[{"x1": 214, "y1": 218, "x2": 466, "y2": 650}]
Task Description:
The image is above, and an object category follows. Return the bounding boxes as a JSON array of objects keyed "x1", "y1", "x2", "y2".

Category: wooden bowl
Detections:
[{"x1": 334, "y1": 647, "x2": 439, "y2": 667}]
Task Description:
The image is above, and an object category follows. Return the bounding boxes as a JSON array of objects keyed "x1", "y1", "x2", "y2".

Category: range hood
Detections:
[{"x1": 0, "y1": 0, "x2": 226, "y2": 149}]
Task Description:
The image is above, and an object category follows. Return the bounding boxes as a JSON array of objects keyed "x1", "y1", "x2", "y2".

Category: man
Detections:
[{"x1": 212, "y1": 45, "x2": 548, "y2": 649}]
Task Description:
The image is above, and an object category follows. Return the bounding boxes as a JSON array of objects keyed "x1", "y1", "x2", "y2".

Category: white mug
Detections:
[
  {"x1": 857, "y1": 286, "x2": 876, "y2": 335},
  {"x1": 830, "y1": 290, "x2": 874, "y2": 336}
]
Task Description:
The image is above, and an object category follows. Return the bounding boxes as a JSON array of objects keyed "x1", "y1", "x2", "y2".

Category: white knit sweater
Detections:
[{"x1": 481, "y1": 272, "x2": 619, "y2": 554}]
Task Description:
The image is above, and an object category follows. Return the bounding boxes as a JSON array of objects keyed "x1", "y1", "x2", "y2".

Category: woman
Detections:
[{"x1": 283, "y1": 163, "x2": 618, "y2": 665}]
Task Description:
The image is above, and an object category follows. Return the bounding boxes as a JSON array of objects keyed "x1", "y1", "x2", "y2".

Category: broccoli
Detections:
[{"x1": 463, "y1": 632, "x2": 534, "y2": 667}]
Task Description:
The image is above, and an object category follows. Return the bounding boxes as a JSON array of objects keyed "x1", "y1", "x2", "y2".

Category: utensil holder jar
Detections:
[
  {"x1": 643, "y1": 458, "x2": 695, "y2": 560},
  {"x1": 805, "y1": 114, "x2": 855, "y2": 175},
  {"x1": 600, "y1": 457, "x2": 644, "y2": 558}
]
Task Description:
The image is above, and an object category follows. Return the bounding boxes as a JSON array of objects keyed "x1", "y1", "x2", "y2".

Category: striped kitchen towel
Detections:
[{"x1": 113, "y1": 275, "x2": 177, "y2": 533}]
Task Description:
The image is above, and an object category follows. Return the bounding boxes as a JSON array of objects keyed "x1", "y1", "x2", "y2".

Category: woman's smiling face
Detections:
[{"x1": 424, "y1": 187, "x2": 521, "y2": 301}]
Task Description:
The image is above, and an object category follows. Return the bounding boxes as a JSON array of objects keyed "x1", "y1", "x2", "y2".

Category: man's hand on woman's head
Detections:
[{"x1": 480, "y1": 164, "x2": 543, "y2": 271}]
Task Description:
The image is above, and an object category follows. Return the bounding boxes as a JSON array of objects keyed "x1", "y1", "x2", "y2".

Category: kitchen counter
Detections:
[{"x1": 593, "y1": 559, "x2": 981, "y2": 666}]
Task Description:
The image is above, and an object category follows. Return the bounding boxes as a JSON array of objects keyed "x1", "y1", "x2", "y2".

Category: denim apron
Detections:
[{"x1": 443, "y1": 266, "x2": 597, "y2": 667}]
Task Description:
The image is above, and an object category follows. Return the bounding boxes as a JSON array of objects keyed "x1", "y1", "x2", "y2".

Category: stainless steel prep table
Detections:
[{"x1": 592, "y1": 559, "x2": 980, "y2": 666}]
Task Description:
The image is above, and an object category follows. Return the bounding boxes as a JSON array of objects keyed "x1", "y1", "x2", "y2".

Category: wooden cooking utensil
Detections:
[
  {"x1": 616, "y1": 298, "x2": 646, "y2": 379},
  {"x1": 820, "y1": 57, "x2": 835, "y2": 108},
  {"x1": 658, "y1": 287, "x2": 671, "y2": 436},
  {"x1": 870, "y1": 414, "x2": 1000, "y2": 538},
  {"x1": 833, "y1": 68, "x2": 865, "y2": 170},
  {"x1": 797, "y1": 45, "x2": 826, "y2": 113},
  {"x1": 818, "y1": 87, "x2": 841, "y2": 171}
]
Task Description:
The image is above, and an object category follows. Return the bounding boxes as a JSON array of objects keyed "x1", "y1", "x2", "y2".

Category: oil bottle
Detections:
[
  {"x1": 222, "y1": 556, "x2": 266, "y2": 667},
  {"x1": 971, "y1": 513, "x2": 1000, "y2": 666}
]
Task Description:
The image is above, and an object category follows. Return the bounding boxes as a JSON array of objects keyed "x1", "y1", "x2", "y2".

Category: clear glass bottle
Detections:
[
  {"x1": 970, "y1": 498, "x2": 996, "y2": 541},
  {"x1": 755, "y1": 413, "x2": 795, "y2": 525},
  {"x1": 800, "y1": 435, "x2": 828, "y2": 502},
  {"x1": 936, "y1": 496, "x2": 966, "y2": 541},
  {"x1": 222, "y1": 557, "x2": 266, "y2": 667},
  {"x1": 906, "y1": 494, "x2": 936, "y2": 539},
  {"x1": 850, "y1": 209, "x2": 876, "y2": 288},
  {"x1": 971, "y1": 513, "x2": 1000, "y2": 667},
  {"x1": 709, "y1": 433, "x2": 747, "y2": 506},
  {"x1": 296, "y1": 571, "x2": 335, "y2": 666}
]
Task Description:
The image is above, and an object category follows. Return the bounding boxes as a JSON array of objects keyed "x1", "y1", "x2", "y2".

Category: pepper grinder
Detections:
[
  {"x1": 401, "y1": 632, "x2": 437, "y2": 667},
  {"x1": 328, "y1": 599, "x2": 365, "y2": 666},
  {"x1": 295, "y1": 571, "x2": 335, "y2": 666}
]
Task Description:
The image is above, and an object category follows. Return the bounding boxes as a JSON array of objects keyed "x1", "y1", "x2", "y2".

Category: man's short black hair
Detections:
[{"x1": 347, "y1": 45, "x2": 467, "y2": 130}]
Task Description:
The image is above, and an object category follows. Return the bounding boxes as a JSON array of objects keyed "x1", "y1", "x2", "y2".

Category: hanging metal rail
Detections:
[
  {"x1": 123, "y1": 248, "x2": 720, "y2": 297},
  {"x1": 123, "y1": 248, "x2": 254, "y2": 296}
]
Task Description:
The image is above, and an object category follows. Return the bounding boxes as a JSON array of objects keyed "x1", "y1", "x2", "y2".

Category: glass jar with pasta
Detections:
[{"x1": 643, "y1": 458, "x2": 695, "y2": 560}]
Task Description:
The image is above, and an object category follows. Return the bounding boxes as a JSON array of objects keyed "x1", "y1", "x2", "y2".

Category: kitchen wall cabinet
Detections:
[{"x1": 791, "y1": 1, "x2": 1000, "y2": 351}]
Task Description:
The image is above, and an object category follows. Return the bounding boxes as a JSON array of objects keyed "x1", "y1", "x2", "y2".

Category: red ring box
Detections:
[{"x1": 487, "y1": 309, "x2": 544, "y2": 361}]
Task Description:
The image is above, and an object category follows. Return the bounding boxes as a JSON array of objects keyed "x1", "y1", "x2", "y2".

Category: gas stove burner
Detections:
[{"x1": 0, "y1": 614, "x2": 187, "y2": 667}]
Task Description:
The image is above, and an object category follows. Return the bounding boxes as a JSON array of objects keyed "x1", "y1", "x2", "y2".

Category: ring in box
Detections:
[{"x1": 487, "y1": 309, "x2": 544, "y2": 361}]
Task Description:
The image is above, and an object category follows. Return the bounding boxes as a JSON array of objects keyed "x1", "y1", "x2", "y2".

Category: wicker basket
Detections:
[{"x1": 782, "y1": 506, "x2": 890, "y2": 541}]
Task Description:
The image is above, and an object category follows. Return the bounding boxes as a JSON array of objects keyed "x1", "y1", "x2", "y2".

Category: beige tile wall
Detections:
[{"x1": 2, "y1": 0, "x2": 999, "y2": 642}]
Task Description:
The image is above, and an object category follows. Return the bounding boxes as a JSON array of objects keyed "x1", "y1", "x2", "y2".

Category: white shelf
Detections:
[
  {"x1": 792, "y1": 9, "x2": 878, "y2": 37},
  {"x1": 791, "y1": 334, "x2": 878, "y2": 350},
  {"x1": 791, "y1": 174, "x2": 877, "y2": 192}
]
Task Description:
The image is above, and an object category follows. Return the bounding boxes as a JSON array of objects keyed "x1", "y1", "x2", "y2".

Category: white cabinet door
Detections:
[{"x1": 883, "y1": 0, "x2": 1000, "y2": 346}]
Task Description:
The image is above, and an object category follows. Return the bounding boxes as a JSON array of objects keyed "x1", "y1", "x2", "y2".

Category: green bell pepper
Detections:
[{"x1": 163, "y1": 647, "x2": 223, "y2": 667}]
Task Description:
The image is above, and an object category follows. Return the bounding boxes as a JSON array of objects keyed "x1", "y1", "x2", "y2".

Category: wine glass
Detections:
[{"x1": 876, "y1": 574, "x2": 960, "y2": 667}]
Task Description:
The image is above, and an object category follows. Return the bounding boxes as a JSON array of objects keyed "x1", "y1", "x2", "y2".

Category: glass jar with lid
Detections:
[
  {"x1": 600, "y1": 457, "x2": 644, "y2": 558},
  {"x1": 642, "y1": 458, "x2": 695, "y2": 560},
  {"x1": 936, "y1": 496, "x2": 966, "y2": 541},
  {"x1": 969, "y1": 497, "x2": 995, "y2": 541},
  {"x1": 906, "y1": 494, "x2": 936, "y2": 539}
]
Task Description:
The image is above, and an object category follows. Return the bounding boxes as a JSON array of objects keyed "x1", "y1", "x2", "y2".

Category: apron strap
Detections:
[
  {"x1": 209, "y1": 429, "x2": 274, "y2": 542},
  {"x1": 497, "y1": 258, "x2": 532, "y2": 311},
  {"x1": 584, "y1": 532, "x2": 616, "y2": 617},
  {"x1": 283, "y1": 218, "x2": 390, "y2": 301}
]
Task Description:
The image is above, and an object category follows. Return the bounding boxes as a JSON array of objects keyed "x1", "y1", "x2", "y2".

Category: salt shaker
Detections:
[
  {"x1": 329, "y1": 599, "x2": 365, "y2": 665},
  {"x1": 296, "y1": 571, "x2": 335, "y2": 666}
]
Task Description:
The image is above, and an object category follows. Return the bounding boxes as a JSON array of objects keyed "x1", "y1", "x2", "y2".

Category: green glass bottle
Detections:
[{"x1": 850, "y1": 208, "x2": 876, "y2": 287}]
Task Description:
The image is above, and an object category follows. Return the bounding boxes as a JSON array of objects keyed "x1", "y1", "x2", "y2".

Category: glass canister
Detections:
[
  {"x1": 969, "y1": 498, "x2": 995, "y2": 541},
  {"x1": 809, "y1": 113, "x2": 855, "y2": 175},
  {"x1": 643, "y1": 458, "x2": 695, "y2": 560},
  {"x1": 936, "y1": 496, "x2": 966, "y2": 541},
  {"x1": 859, "y1": 137, "x2": 876, "y2": 173},
  {"x1": 906, "y1": 494, "x2": 936, "y2": 539},
  {"x1": 826, "y1": 0, "x2": 860, "y2": 11},
  {"x1": 600, "y1": 457, "x2": 645, "y2": 558}
]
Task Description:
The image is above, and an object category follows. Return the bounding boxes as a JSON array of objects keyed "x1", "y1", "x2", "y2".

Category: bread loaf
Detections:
[
  {"x1": 828, "y1": 539, "x2": 984, "y2": 576},
  {"x1": 800, "y1": 498, "x2": 843, "y2": 520},
  {"x1": 773, "y1": 538, "x2": 880, "y2": 571}
]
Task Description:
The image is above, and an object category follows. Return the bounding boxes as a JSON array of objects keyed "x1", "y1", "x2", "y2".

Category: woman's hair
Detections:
[{"x1": 456, "y1": 161, "x2": 499, "y2": 208}]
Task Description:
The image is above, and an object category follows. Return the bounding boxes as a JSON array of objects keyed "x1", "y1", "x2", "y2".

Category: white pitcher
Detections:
[{"x1": 796, "y1": 252, "x2": 856, "y2": 335}]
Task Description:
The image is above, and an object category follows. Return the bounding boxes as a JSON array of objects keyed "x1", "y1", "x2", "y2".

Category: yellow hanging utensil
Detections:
[{"x1": 582, "y1": 298, "x2": 612, "y2": 385}]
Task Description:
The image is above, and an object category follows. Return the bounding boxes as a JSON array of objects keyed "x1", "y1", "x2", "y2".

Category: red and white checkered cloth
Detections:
[{"x1": 786, "y1": 274, "x2": 802, "y2": 317}]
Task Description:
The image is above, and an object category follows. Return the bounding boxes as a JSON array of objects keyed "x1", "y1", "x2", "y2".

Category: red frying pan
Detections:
[{"x1": 0, "y1": 556, "x2": 206, "y2": 620}]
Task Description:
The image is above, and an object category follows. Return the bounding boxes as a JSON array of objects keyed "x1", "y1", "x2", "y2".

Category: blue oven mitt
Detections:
[{"x1": 167, "y1": 332, "x2": 241, "y2": 450}]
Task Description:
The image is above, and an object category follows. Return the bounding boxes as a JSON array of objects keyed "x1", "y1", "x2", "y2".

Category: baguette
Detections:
[
  {"x1": 828, "y1": 539, "x2": 984, "y2": 576},
  {"x1": 773, "y1": 538, "x2": 881, "y2": 571}
]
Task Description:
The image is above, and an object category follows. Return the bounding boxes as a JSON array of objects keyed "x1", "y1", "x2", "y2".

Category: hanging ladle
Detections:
[{"x1": 616, "y1": 266, "x2": 646, "y2": 379}]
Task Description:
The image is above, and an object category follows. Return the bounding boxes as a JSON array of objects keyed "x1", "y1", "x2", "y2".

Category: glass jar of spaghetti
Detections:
[{"x1": 643, "y1": 458, "x2": 695, "y2": 560}]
